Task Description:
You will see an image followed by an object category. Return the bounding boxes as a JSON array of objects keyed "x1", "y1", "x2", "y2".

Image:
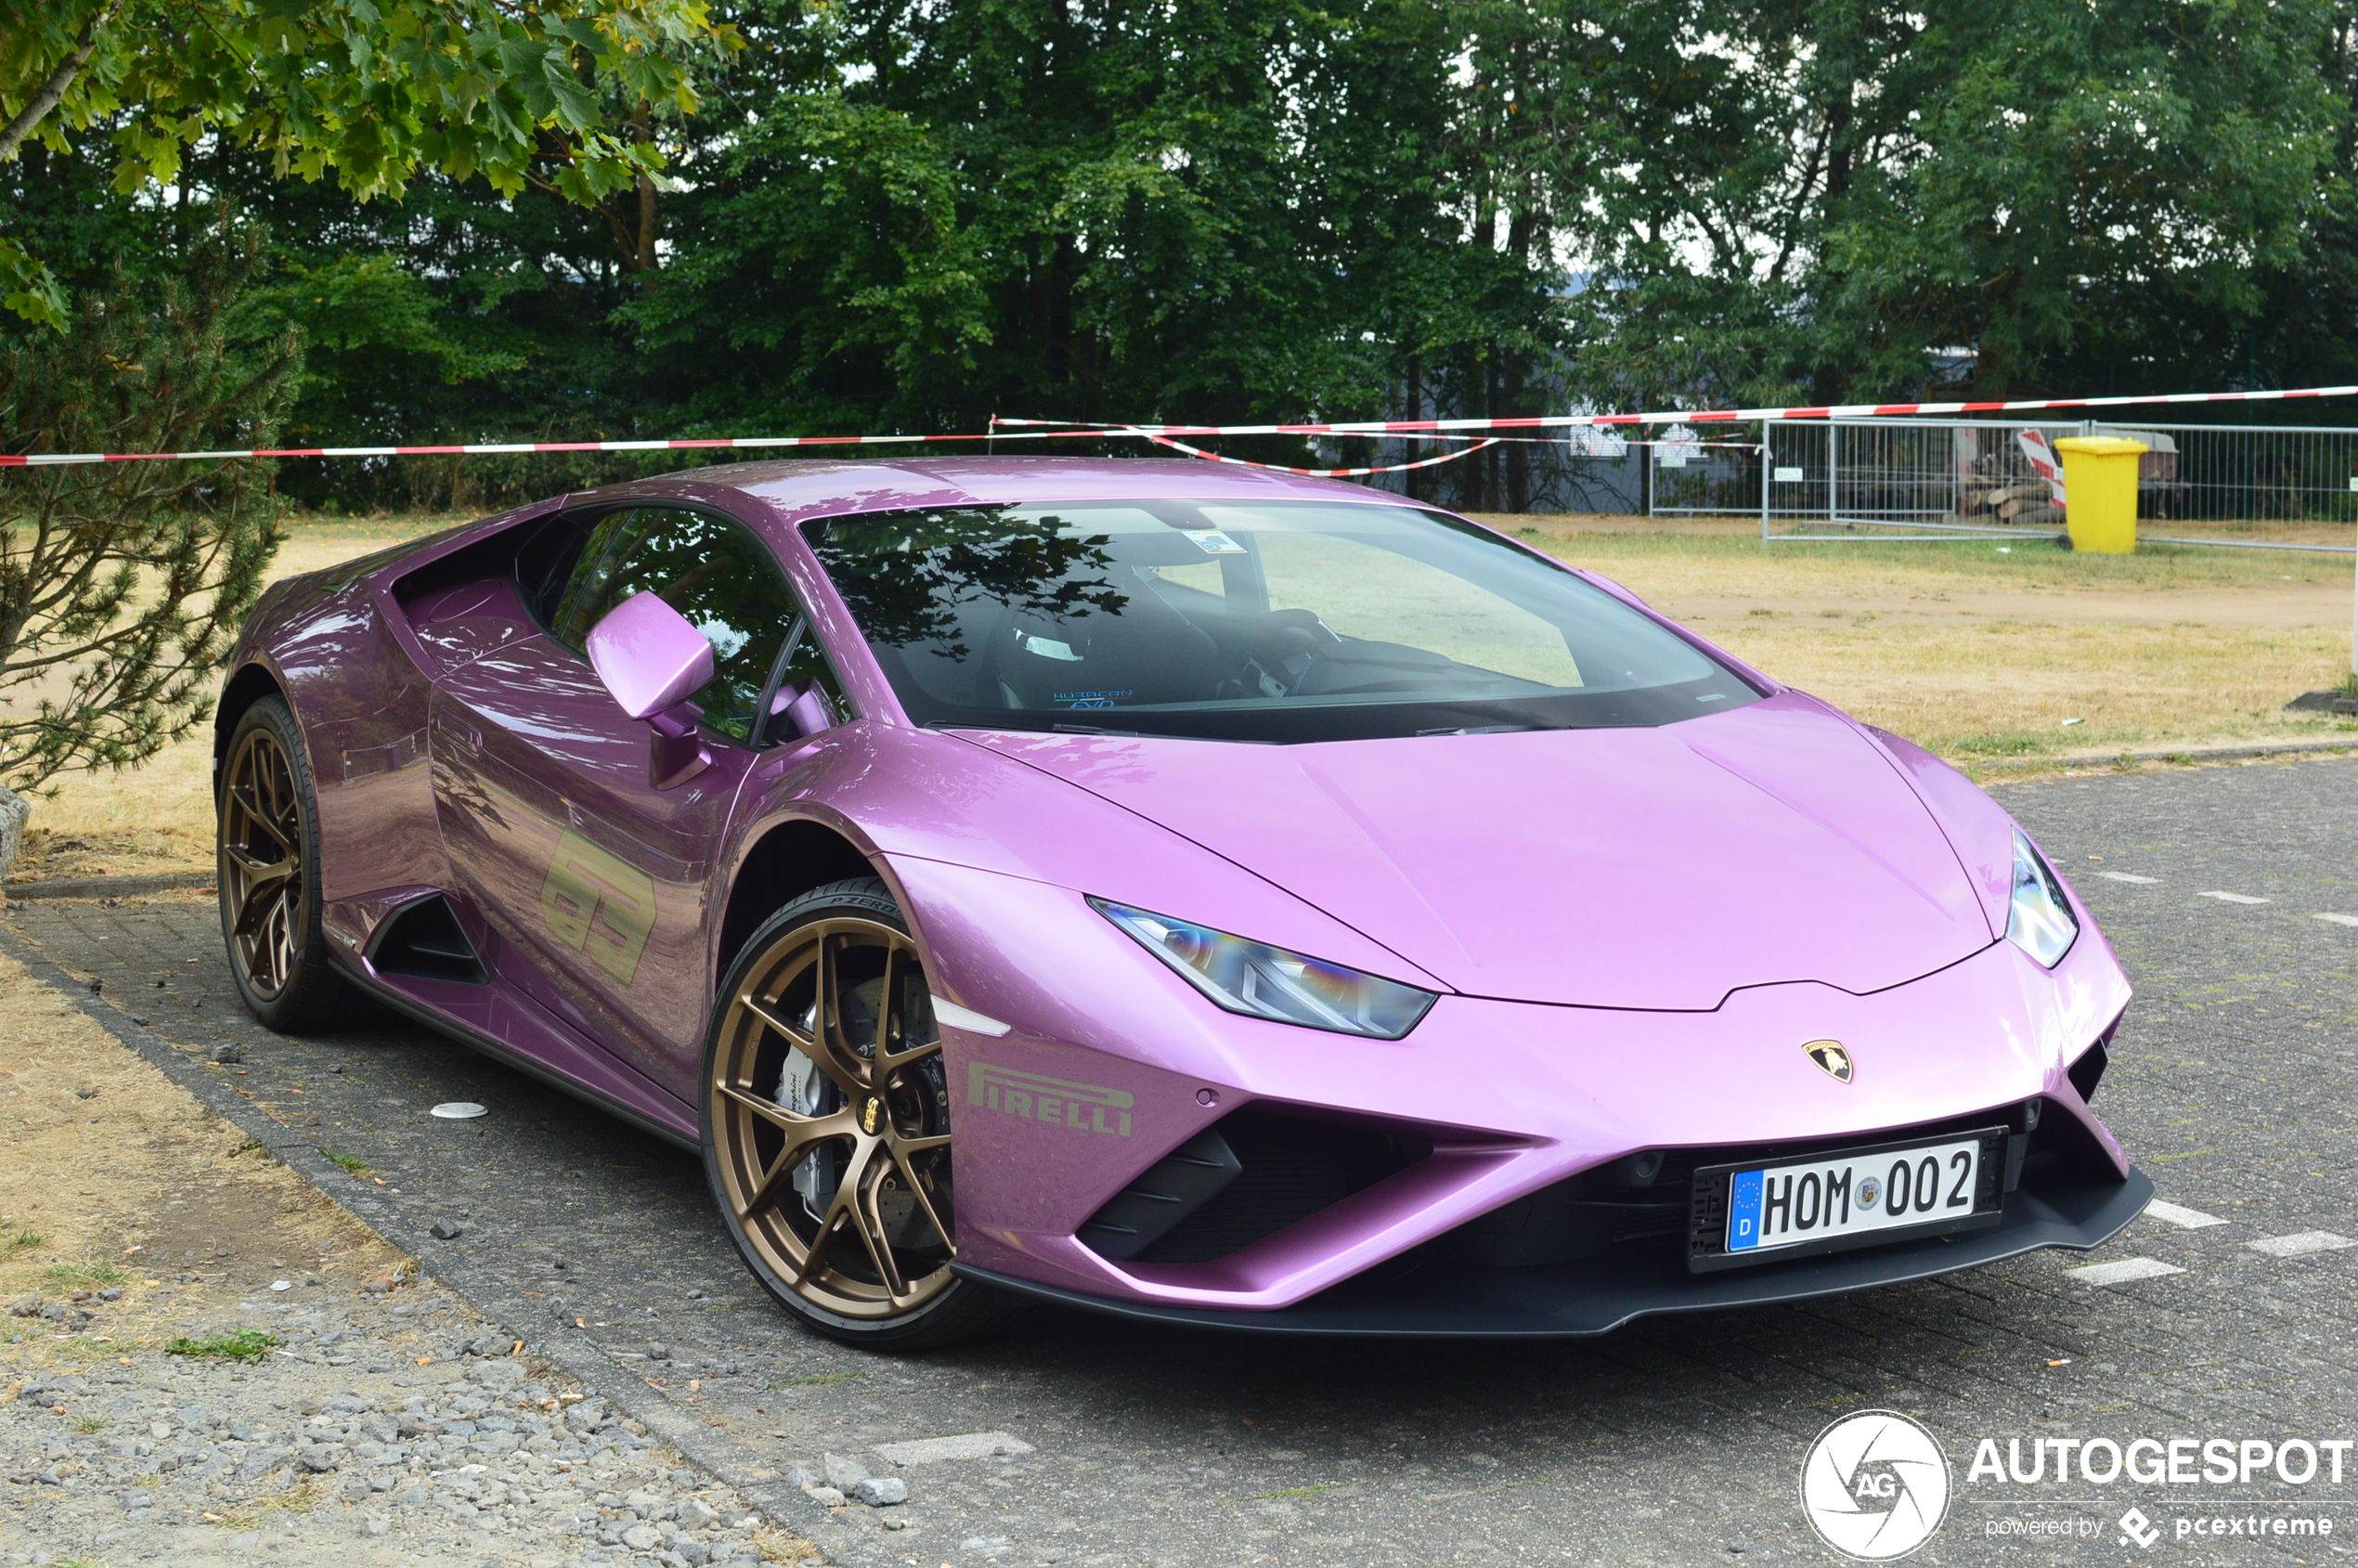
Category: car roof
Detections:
[{"x1": 611, "y1": 456, "x2": 1414, "y2": 525}]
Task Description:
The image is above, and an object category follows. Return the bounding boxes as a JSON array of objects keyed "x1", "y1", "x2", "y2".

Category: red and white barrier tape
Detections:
[
  {"x1": 6, "y1": 382, "x2": 2357, "y2": 469},
  {"x1": 1136, "y1": 430, "x2": 1498, "y2": 476},
  {"x1": 0, "y1": 427, "x2": 1134, "y2": 469}
]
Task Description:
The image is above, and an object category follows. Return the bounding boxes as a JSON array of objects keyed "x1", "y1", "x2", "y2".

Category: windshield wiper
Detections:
[{"x1": 1415, "y1": 722, "x2": 1543, "y2": 736}]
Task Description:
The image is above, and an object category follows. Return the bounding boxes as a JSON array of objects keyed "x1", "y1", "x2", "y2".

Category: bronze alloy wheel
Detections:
[
  {"x1": 707, "y1": 901, "x2": 960, "y2": 1325},
  {"x1": 220, "y1": 722, "x2": 306, "y2": 1000}
]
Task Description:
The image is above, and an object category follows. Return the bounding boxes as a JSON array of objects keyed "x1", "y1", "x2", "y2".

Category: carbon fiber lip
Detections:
[{"x1": 953, "y1": 1169, "x2": 2155, "y2": 1339}]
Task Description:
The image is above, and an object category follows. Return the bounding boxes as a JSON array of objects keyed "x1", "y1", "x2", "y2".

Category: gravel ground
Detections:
[
  {"x1": 2, "y1": 1311, "x2": 793, "y2": 1568},
  {"x1": 3, "y1": 753, "x2": 2355, "y2": 1565},
  {"x1": 0, "y1": 938, "x2": 811, "y2": 1568}
]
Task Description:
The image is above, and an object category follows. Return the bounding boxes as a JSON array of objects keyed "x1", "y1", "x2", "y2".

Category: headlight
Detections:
[
  {"x1": 2004, "y1": 832, "x2": 2078, "y2": 967},
  {"x1": 1090, "y1": 899, "x2": 1437, "y2": 1039}
]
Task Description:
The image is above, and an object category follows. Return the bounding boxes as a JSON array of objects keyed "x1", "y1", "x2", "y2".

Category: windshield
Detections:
[{"x1": 805, "y1": 499, "x2": 1760, "y2": 743}]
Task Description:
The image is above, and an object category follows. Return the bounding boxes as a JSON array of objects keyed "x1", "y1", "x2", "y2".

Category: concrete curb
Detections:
[
  {"x1": 4, "y1": 872, "x2": 214, "y2": 901},
  {"x1": 1974, "y1": 737, "x2": 2358, "y2": 776},
  {"x1": 0, "y1": 923, "x2": 874, "y2": 1566}
]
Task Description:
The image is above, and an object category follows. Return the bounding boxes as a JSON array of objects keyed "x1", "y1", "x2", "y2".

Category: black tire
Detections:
[
  {"x1": 216, "y1": 694, "x2": 358, "y2": 1033},
  {"x1": 701, "y1": 876, "x2": 1025, "y2": 1351}
]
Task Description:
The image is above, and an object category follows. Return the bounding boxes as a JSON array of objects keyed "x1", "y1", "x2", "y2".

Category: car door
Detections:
[{"x1": 428, "y1": 503, "x2": 830, "y2": 1095}]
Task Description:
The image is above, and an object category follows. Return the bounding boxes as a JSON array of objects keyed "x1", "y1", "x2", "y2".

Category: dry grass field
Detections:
[
  {"x1": 0, "y1": 950, "x2": 411, "y2": 1354},
  {"x1": 7, "y1": 508, "x2": 2353, "y2": 883},
  {"x1": 1496, "y1": 513, "x2": 2358, "y2": 764}
]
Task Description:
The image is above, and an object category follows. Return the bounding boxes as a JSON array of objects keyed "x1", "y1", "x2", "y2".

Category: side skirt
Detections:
[{"x1": 335, "y1": 959, "x2": 699, "y2": 1153}]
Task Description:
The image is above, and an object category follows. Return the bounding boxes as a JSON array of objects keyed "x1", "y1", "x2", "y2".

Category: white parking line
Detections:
[
  {"x1": 2314, "y1": 913, "x2": 2358, "y2": 927},
  {"x1": 2097, "y1": 872, "x2": 2160, "y2": 884},
  {"x1": 2247, "y1": 1231, "x2": 2354, "y2": 1258},
  {"x1": 2144, "y1": 1199, "x2": 2228, "y2": 1229},
  {"x1": 2197, "y1": 890, "x2": 2272, "y2": 904},
  {"x1": 2065, "y1": 1257, "x2": 2186, "y2": 1285}
]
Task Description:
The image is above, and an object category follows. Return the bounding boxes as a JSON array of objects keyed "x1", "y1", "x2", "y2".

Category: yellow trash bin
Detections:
[{"x1": 2053, "y1": 436, "x2": 2147, "y2": 553}]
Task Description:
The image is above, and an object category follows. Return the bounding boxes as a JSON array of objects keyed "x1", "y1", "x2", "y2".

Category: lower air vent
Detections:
[
  {"x1": 1079, "y1": 1130, "x2": 1242, "y2": 1261},
  {"x1": 1439, "y1": 1097, "x2": 2108, "y2": 1270},
  {"x1": 370, "y1": 895, "x2": 487, "y2": 984},
  {"x1": 1116, "y1": 1109, "x2": 1432, "y2": 1266},
  {"x1": 2067, "y1": 1041, "x2": 2109, "y2": 1105}
]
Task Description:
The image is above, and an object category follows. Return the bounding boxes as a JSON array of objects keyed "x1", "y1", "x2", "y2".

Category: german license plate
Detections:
[{"x1": 1717, "y1": 1132, "x2": 2002, "y2": 1259}]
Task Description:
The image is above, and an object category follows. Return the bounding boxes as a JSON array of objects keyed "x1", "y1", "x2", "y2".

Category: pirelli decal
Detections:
[
  {"x1": 540, "y1": 828, "x2": 657, "y2": 986},
  {"x1": 967, "y1": 1062, "x2": 1134, "y2": 1138}
]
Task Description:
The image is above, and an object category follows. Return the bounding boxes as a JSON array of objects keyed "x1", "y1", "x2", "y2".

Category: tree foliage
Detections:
[
  {"x1": 0, "y1": 221, "x2": 297, "y2": 790},
  {"x1": 11, "y1": 0, "x2": 2358, "y2": 512},
  {"x1": 0, "y1": 0, "x2": 739, "y2": 325}
]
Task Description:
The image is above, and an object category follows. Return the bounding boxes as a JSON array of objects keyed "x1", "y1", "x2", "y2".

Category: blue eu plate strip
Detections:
[{"x1": 1726, "y1": 1169, "x2": 1764, "y2": 1251}]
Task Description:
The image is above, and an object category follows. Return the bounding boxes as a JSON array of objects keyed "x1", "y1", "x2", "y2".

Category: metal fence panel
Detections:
[{"x1": 1764, "y1": 418, "x2": 2358, "y2": 551}]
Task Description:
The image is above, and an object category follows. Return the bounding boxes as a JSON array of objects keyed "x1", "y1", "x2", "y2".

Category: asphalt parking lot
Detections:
[{"x1": 8, "y1": 754, "x2": 2356, "y2": 1567}]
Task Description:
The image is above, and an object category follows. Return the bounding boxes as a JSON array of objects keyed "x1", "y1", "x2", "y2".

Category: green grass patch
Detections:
[
  {"x1": 318, "y1": 1147, "x2": 370, "y2": 1175},
  {"x1": 165, "y1": 1329, "x2": 279, "y2": 1363},
  {"x1": 43, "y1": 1261, "x2": 129, "y2": 1292},
  {"x1": 775, "y1": 1371, "x2": 863, "y2": 1387},
  {"x1": 71, "y1": 1413, "x2": 110, "y2": 1434},
  {"x1": 3, "y1": 1223, "x2": 49, "y2": 1257},
  {"x1": 1237, "y1": 1482, "x2": 1357, "y2": 1502},
  {"x1": 1950, "y1": 732, "x2": 2047, "y2": 757}
]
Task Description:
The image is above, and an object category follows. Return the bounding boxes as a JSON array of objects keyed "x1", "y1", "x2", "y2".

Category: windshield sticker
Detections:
[
  {"x1": 1022, "y1": 634, "x2": 1083, "y2": 661},
  {"x1": 1054, "y1": 690, "x2": 1130, "y2": 708},
  {"x1": 1179, "y1": 529, "x2": 1246, "y2": 555}
]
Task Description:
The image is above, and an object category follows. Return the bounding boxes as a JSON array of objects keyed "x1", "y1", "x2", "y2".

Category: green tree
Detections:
[
  {"x1": 0, "y1": 0, "x2": 739, "y2": 327},
  {"x1": 1506, "y1": 0, "x2": 2340, "y2": 408},
  {"x1": 0, "y1": 221, "x2": 298, "y2": 790}
]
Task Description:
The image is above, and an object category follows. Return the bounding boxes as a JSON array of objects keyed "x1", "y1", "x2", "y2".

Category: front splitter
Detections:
[{"x1": 954, "y1": 1169, "x2": 2155, "y2": 1338}]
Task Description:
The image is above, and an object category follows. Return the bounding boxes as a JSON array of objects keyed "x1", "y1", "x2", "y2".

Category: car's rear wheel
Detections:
[
  {"x1": 702, "y1": 877, "x2": 1021, "y2": 1349},
  {"x1": 217, "y1": 695, "x2": 356, "y2": 1033}
]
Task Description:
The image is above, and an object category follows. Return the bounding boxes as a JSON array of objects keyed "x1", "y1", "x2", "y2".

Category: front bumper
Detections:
[
  {"x1": 957, "y1": 1167, "x2": 2153, "y2": 1337},
  {"x1": 896, "y1": 855, "x2": 2137, "y2": 1318}
]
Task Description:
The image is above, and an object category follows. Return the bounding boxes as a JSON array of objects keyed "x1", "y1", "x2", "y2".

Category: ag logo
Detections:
[{"x1": 1799, "y1": 1410, "x2": 1950, "y2": 1561}]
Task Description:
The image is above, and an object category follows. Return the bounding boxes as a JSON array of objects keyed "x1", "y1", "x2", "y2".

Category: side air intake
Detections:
[
  {"x1": 369, "y1": 896, "x2": 488, "y2": 985},
  {"x1": 1082, "y1": 1108, "x2": 1432, "y2": 1265}
]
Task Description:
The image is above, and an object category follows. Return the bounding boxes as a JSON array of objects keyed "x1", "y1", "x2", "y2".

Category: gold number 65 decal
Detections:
[{"x1": 539, "y1": 828, "x2": 657, "y2": 986}]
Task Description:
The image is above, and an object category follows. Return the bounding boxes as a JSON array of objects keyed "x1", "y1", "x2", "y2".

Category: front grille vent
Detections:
[
  {"x1": 1436, "y1": 1098, "x2": 2093, "y2": 1270},
  {"x1": 1085, "y1": 1108, "x2": 1431, "y2": 1267}
]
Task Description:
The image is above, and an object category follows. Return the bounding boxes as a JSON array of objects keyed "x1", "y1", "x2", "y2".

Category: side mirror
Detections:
[
  {"x1": 586, "y1": 592, "x2": 714, "y2": 719},
  {"x1": 586, "y1": 593, "x2": 715, "y2": 789},
  {"x1": 769, "y1": 680, "x2": 837, "y2": 743}
]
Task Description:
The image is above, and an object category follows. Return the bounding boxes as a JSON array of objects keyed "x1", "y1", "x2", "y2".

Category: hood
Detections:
[{"x1": 957, "y1": 693, "x2": 1997, "y2": 1011}]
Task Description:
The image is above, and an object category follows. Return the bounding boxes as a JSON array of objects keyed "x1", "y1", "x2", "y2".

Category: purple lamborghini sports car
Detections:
[{"x1": 214, "y1": 459, "x2": 2148, "y2": 1346}]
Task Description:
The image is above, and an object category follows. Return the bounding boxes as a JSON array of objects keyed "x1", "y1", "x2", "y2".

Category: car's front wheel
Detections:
[
  {"x1": 702, "y1": 877, "x2": 1020, "y2": 1349},
  {"x1": 217, "y1": 694, "x2": 357, "y2": 1033}
]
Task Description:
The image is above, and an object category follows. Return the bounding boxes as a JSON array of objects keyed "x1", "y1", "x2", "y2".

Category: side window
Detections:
[
  {"x1": 513, "y1": 512, "x2": 590, "y2": 628},
  {"x1": 547, "y1": 508, "x2": 804, "y2": 745},
  {"x1": 766, "y1": 620, "x2": 849, "y2": 739}
]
